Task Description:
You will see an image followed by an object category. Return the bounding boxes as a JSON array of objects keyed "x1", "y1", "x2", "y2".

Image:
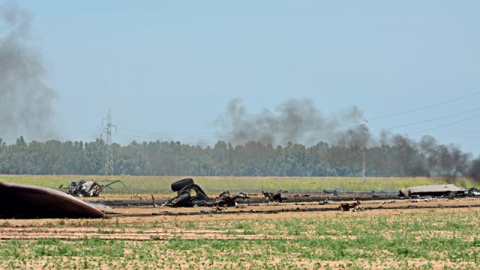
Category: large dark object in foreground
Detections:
[{"x1": 0, "y1": 182, "x2": 106, "y2": 219}]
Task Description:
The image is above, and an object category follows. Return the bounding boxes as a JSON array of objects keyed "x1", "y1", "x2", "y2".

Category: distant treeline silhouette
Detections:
[{"x1": 0, "y1": 137, "x2": 479, "y2": 180}]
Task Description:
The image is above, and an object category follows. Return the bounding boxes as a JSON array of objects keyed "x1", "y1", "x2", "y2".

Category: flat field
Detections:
[
  {"x1": 0, "y1": 176, "x2": 479, "y2": 269},
  {"x1": 0, "y1": 174, "x2": 476, "y2": 194}
]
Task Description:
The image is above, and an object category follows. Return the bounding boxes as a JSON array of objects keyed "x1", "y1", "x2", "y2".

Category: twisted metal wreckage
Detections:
[
  {"x1": 163, "y1": 178, "x2": 250, "y2": 207},
  {"x1": 398, "y1": 184, "x2": 480, "y2": 198},
  {"x1": 1, "y1": 177, "x2": 478, "y2": 219},
  {"x1": 61, "y1": 179, "x2": 129, "y2": 197}
]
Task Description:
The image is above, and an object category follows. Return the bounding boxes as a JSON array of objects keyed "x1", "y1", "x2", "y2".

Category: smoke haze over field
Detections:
[
  {"x1": 0, "y1": 2, "x2": 58, "y2": 143},
  {"x1": 216, "y1": 98, "x2": 476, "y2": 177},
  {"x1": 216, "y1": 98, "x2": 368, "y2": 147}
]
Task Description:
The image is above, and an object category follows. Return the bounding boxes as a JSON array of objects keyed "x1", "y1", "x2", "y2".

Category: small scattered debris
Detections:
[
  {"x1": 319, "y1": 199, "x2": 336, "y2": 205},
  {"x1": 262, "y1": 191, "x2": 284, "y2": 203},
  {"x1": 151, "y1": 193, "x2": 157, "y2": 208},
  {"x1": 323, "y1": 189, "x2": 339, "y2": 195},
  {"x1": 339, "y1": 201, "x2": 363, "y2": 211},
  {"x1": 214, "y1": 191, "x2": 250, "y2": 207},
  {"x1": 200, "y1": 209, "x2": 215, "y2": 214},
  {"x1": 215, "y1": 206, "x2": 227, "y2": 212},
  {"x1": 468, "y1": 188, "x2": 480, "y2": 196}
]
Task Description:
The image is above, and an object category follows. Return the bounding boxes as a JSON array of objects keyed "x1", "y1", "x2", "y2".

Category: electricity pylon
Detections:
[{"x1": 102, "y1": 110, "x2": 116, "y2": 176}]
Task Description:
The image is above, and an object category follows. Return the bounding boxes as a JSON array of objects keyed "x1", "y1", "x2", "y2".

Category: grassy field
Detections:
[
  {"x1": 1, "y1": 174, "x2": 479, "y2": 269},
  {"x1": 0, "y1": 175, "x2": 476, "y2": 194},
  {"x1": 1, "y1": 211, "x2": 479, "y2": 269}
]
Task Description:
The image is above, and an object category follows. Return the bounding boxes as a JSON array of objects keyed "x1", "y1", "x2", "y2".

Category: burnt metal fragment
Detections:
[
  {"x1": 339, "y1": 201, "x2": 362, "y2": 211},
  {"x1": 164, "y1": 179, "x2": 249, "y2": 207},
  {"x1": 214, "y1": 191, "x2": 250, "y2": 207},
  {"x1": 399, "y1": 184, "x2": 468, "y2": 198},
  {"x1": 323, "y1": 189, "x2": 339, "y2": 195},
  {"x1": 262, "y1": 191, "x2": 284, "y2": 203},
  {"x1": 63, "y1": 179, "x2": 128, "y2": 197},
  {"x1": 164, "y1": 178, "x2": 211, "y2": 207}
]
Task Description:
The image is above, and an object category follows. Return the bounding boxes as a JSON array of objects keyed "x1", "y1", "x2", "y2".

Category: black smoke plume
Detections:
[
  {"x1": 0, "y1": 2, "x2": 58, "y2": 142},
  {"x1": 216, "y1": 98, "x2": 476, "y2": 179},
  {"x1": 215, "y1": 98, "x2": 368, "y2": 147}
]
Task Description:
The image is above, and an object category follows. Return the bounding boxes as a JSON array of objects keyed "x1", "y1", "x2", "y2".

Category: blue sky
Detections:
[{"x1": 2, "y1": 1, "x2": 480, "y2": 155}]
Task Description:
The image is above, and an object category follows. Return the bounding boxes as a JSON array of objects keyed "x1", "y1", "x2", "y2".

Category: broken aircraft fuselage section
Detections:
[
  {"x1": 0, "y1": 182, "x2": 106, "y2": 219},
  {"x1": 398, "y1": 184, "x2": 474, "y2": 198}
]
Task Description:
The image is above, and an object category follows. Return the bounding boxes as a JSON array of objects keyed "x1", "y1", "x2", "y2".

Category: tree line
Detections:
[{"x1": 0, "y1": 136, "x2": 479, "y2": 179}]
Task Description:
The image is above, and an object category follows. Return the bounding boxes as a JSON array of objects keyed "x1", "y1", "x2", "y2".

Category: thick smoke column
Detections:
[
  {"x1": 215, "y1": 98, "x2": 368, "y2": 147},
  {"x1": 377, "y1": 132, "x2": 474, "y2": 178},
  {"x1": 216, "y1": 98, "x2": 477, "y2": 178},
  {"x1": 0, "y1": 2, "x2": 57, "y2": 142}
]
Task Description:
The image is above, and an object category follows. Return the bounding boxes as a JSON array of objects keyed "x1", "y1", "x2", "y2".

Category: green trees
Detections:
[{"x1": 0, "y1": 136, "x2": 476, "y2": 178}]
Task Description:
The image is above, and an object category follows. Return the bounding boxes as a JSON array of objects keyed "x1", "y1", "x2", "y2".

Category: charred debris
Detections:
[
  {"x1": 398, "y1": 184, "x2": 480, "y2": 199},
  {"x1": 163, "y1": 178, "x2": 249, "y2": 207},
  {"x1": 1, "y1": 176, "x2": 479, "y2": 219},
  {"x1": 163, "y1": 178, "x2": 296, "y2": 207},
  {"x1": 162, "y1": 178, "x2": 480, "y2": 209},
  {"x1": 61, "y1": 179, "x2": 128, "y2": 197},
  {"x1": 262, "y1": 191, "x2": 286, "y2": 203}
]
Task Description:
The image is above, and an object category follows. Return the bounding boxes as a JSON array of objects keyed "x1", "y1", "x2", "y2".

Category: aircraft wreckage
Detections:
[
  {"x1": 399, "y1": 184, "x2": 479, "y2": 198},
  {"x1": 163, "y1": 178, "x2": 249, "y2": 207},
  {"x1": 61, "y1": 179, "x2": 128, "y2": 197},
  {"x1": 0, "y1": 182, "x2": 106, "y2": 219}
]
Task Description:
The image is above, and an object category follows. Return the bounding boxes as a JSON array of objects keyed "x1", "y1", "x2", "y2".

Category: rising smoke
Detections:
[
  {"x1": 216, "y1": 98, "x2": 477, "y2": 178},
  {"x1": 0, "y1": 2, "x2": 58, "y2": 143},
  {"x1": 215, "y1": 98, "x2": 368, "y2": 147}
]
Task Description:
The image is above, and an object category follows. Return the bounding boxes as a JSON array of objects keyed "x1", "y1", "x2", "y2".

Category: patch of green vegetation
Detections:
[{"x1": 1, "y1": 211, "x2": 479, "y2": 269}]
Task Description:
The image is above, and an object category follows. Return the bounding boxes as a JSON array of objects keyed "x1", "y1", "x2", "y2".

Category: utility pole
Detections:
[{"x1": 102, "y1": 110, "x2": 116, "y2": 176}]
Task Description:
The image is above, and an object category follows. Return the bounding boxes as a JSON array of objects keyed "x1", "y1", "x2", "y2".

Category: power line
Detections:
[
  {"x1": 411, "y1": 115, "x2": 480, "y2": 135},
  {"x1": 372, "y1": 108, "x2": 480, "y2": 131},
  {"x1": 317, "y1": 73, "x2": 479, "y2": 107},
  {"x1": 368, "y1": 92, "x2": 480, "y2": 121}
]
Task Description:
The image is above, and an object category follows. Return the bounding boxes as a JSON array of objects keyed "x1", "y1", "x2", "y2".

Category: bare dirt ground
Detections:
[
  {"x1": 1, "y1": 194, "x2": 479, "y2": 241},
  {"x1": 1, "y1": 194, "x2": 479, "y2": 270}
]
